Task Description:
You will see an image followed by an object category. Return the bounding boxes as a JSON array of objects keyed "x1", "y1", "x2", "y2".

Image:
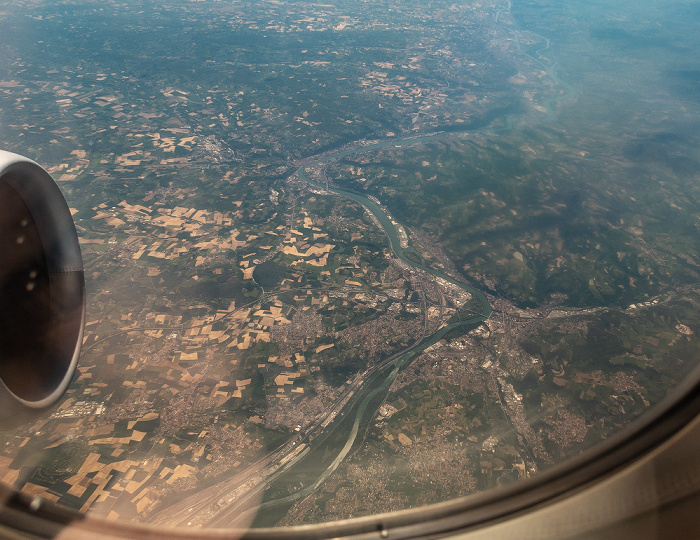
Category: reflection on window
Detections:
[{"x1": 1, "y1": 0, "x2": 699, "y2": 529}]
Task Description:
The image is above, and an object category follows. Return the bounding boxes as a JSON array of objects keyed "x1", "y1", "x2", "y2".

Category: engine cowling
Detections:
[{"x1": 0, "y1": 151, "x2": 84, "y2": 429}]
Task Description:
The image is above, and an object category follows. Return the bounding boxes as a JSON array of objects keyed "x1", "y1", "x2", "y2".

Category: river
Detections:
[
  {"x1": 246, "y1": 3, "x2": 579, "y2": 525},
  {"x1": 151, "y1": 2, "x2": 576, "y2": 527}
]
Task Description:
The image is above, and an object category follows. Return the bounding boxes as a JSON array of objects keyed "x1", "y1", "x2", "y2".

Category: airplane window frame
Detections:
[{"x1": 1, "y1": 1, "x2": 700, "y2": 536}]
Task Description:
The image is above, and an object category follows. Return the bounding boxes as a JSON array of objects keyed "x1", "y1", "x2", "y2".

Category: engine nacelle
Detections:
[{"x1": 0, "y1": 151, "x2": 84, "y2": 429}]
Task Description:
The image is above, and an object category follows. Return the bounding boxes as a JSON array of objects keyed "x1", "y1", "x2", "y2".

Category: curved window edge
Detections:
[{"x1": 3, "y1": 362, "x2": 700, "y2": 539}]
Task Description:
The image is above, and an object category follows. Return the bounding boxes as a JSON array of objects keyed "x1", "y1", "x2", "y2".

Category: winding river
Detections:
[
  {"x1": 248, "y1": 147, "x2": 493, "y2": 526},
  {"x1": 245, "y1": 6, "x2": 578, "y2": 526}
]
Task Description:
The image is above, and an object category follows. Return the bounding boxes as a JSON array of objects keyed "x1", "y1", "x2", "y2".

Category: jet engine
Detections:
[{"x1": 0, "y1": 151, "x2": 84, "y2": 430}]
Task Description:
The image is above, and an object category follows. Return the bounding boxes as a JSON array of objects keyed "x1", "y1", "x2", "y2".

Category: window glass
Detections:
[{"x1": 0, "y1": 0, "x2": 699, "y2": 529}]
